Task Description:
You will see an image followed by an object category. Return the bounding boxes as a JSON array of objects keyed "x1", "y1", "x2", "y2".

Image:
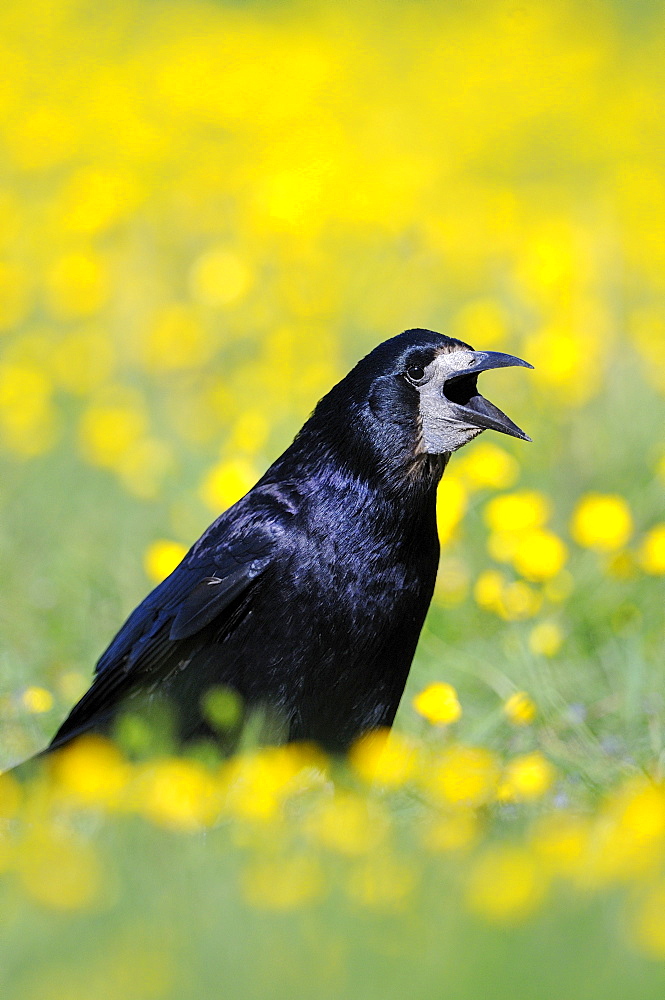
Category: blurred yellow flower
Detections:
[
  {"x1": 349, "y1": 729, "x2": 417, "y2": 787},
  {"x1": 473, "y1": 568, "x2": 505, "y2": 612},
  {"x1": 457, "y1": 440, "x2": 519, "y2": 491},
  {"x1": 466, "y1": 845, "x2": 547, "y2": 922},
  {"x1": 500, "y1": 752, "x2": 555, "y2": 801},
  {"x1": 21, "y1": 686, "x2": 53, "y2": 713},
  {"x1": 58, "y1": 166, "x2": 142, "y2": 235},
  {"x1": 189, "y1": 247, "x2": 253, "y2": 307},
  {"x1": 428, "y1": 745, "x2": 500, "y2": 807},
  {"x1": 484, "y1": 490, "x2": 550, "y2": 533},
  {"x1": 223, "y1": 745, "x2": 322, "y2": 821},
  {"x1": 200, "y1": 456, "x2": 258, "y2": 512},
  {"x1": 638, "y1": 524, "x2": 665, "y2": 574},
  {"x1": 50, "y1": 735, "x2": 131, "y2": 807},
  {"x1": 504, "y1": 691, "x2": 537, "y2": 725},
  {"x1": 436, "y1": 474, "x2": 467, "y2": 544},
  {"x1": 570, "y1": 493, "x2": 634, "y2": 552},
  {"x1": 143, "y1": 539, "x2": 187, "y2": 583},
  {"x1": 510, "y1": 528, "x2": 568, "y2": 582},
  {"x1": 45, "y1": 250, "x2": 109, "y2": 319},
  {"x1": 228, "y1": 410, "x2": 270, "y2": 454},
  {"x1": 138, "y1": 758, "x2": 220, "y2": 831},
  {"x1": 497, "y1": 580, "x2": 542, "y2": 621},
  {"x1": 79, "y1": 401, "x2": 146, "y2": 467},
  {"x1": 412, "y1": 682, "x2": 462, "y2": 725},
  {"x1": 451, "y1": 298, "x2": 508, "y2": 348},
  {"x1": 528, "y1": 621, "x2": 564, "y2": 657}
]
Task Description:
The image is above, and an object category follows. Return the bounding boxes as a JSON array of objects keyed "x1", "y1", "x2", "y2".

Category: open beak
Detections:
[{"x1": 444, "y1": 351, "x2": 533, "y2": 442}]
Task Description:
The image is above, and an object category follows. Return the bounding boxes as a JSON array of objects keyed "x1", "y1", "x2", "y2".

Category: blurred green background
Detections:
[{"x1": 1, "y1": 0, "x2": 664, "y2": 997}]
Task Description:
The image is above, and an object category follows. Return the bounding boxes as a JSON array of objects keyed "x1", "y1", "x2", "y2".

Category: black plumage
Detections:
[{"x1": 47, "y1": 329, "x2": 532, "y2": 756}]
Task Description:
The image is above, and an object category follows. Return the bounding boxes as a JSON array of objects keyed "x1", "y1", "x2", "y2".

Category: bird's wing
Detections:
[{"x1": 48, "y1": 523, "x2": 279, "y2": 749}]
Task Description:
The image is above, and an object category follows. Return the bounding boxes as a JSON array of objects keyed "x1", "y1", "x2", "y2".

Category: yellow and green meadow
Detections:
[{"x1": 0, "y1": 0, "x2": 664, "y2": 996}]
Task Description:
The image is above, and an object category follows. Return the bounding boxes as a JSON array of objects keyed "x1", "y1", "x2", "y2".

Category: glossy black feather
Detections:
[{"x1": 48, "y1": 329, "x2": 468, "y2": 754}]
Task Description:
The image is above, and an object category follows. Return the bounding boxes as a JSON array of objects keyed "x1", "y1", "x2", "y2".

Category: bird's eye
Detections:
[{"x1": 406, "y1": 364, "x2": 425, "y2": 383}]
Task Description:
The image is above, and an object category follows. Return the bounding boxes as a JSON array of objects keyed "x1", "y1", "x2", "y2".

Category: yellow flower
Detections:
[
  {"x1": 638, "y1": 524, "x2": 665, "y2": 574},
  {"x1": 504, "y1": 691, "x2": 537, "y2": 725},
  {"x1": 570, "y1": 493, "x2": 633, "y2": 552},
  {"x1": 189, "y1": 247, "x2": 253, "y2": 307},
  {"x1": 497, "y1": 580, "x2": 542, "y2": 621},
  {"x1": 223, "y1": 745, "x2": 323, "y2": 821},
  {"x1": 451, "y1": 298, "x2": 508, "y2": 348},
  {"x1": 427, "y1": 745, "x2": 500, "y2": 807},
  {"x1": 500, "y1": 752, "x2": 555, "y2": 801},
  {"x1": 143, "y1": 539, "x2": 187, "y2": 583},
  {"x1": 412, "y1": 682, "x2": 462, "y2": 725},
  {"x1": 45, "y1": 250, "x2": 109, "y2": 319},
  {"x1": 137, "y1": 758, "x2": 220, "y2": 831},
  {"x1": 349, "y1": 728, "x2": 417, "y2": 787},
  {"x1": 466, "y1": 845, "x2": 547, "y2": 922},
  {"x1": 457, "y1": 441, "x2": 519, "y2": 491},
  {"x1": 436, "y1": 475, "x2": 467, "y2": 544},
  {"x1": 528, "y1": 621, "x2": 564, "y2": 657},
  {"x1": 473, "y1": 569, "x2": 505, "y2": 612},
  {"x1": 58, "y1": 166, "x2": 141, "y2": 235},
  {"x1": 79, "y1": 402, "x2": 146, "y2": 468},
  {"x1": 510, "y1": 528, "x2": 568, "y2": 582},
  {"x1": 21, "y1": 685, "x2": 53, "y2": 713},
  {"x1": 199, "y1": 457, "x2": 258, "y2": 512},
  {"x1": 484, "y1": 490, "x2": 550, "y2": 533},
  {"x1": 49, "y1": 735, "x2": 131, "y2": 807}
]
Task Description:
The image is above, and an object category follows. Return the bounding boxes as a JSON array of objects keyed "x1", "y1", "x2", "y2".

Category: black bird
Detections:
[{"x1": 47, "y1": 329, "x2": 532, "y2": 756}]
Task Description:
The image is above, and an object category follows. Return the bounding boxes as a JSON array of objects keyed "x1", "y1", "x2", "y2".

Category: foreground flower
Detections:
[{"x1": 466, "y1": 845, "x2": 548, "y2": 922}]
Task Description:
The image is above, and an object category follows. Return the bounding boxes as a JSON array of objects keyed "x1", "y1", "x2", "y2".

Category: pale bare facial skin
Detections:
[{"x1": 411, "y1": 348, "x2": 533, "y2": 455}]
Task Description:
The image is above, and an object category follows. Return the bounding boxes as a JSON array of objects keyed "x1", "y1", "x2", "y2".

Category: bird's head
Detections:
[
  {"x1": 292, "y1": 328, "x2": 532, "y2": 490},
  {"x1": 389, "y1": 329, "x2": 533, "y2": 455}
]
